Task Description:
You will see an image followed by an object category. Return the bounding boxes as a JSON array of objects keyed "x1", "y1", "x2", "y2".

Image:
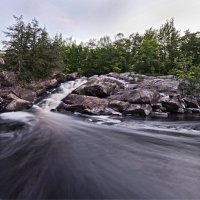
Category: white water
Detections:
[{"x1": 37, "y1": 78, "x2": 87, "y2": 111}]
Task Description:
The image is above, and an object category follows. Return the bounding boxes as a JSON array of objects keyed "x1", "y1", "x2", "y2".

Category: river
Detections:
[{"x1": 0, "y1": 80, "x2": 200, "y2": 199}]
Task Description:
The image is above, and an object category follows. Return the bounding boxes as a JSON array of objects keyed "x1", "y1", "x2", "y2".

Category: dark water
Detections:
[{"x1": 0, "y1": 109, "x2": 200, "y2": 199}]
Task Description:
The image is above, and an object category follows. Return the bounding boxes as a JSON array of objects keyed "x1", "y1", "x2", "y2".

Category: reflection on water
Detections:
[{"x1": 0, "y1": 109, "x2": 200, "y2": 199}]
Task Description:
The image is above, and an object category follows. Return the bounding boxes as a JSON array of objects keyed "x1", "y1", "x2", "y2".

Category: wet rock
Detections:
[
  {"x1": 12, "y1": 86, "x2": 37, "y2": 102},
  {"x1": 54, "y1": 73, "x2": 67, "y2": 83},
  {"x1": 124, "y1": 104, "x2": 152, "y2": 116},
  {"x1": 74, "y1": 75, "x2": 125, "y2": 98},
  {"x1": 5, "y1": 93, "x2": 32, "y2": 112},
  {"x1": 66, "y1": 72, "x2": 79, "y2": 81},
  {"x1": 183, "y1": 96, "x2": 199, "y2": 108},
  {"x1": 60, "y1": 94, "x2": 109, "y2": 115},
  {"x1": 108, "y1": 100, "x2": 130, "y2": 113},
  {"x1": 185, "y1": 108, "x2": 200, "y2": 113},
  {"x1": 152, "y1": 103, "x2": 166, "y2": 112},
  {"x1": 28, "y1": 78, "x2": 59, "y2": 96},
  {"x1": 109, "y1": 88, "x2": 160, "y2": 104},
  {"x1": 161, "y1": 96, "x2": 185, "y2": 113}
]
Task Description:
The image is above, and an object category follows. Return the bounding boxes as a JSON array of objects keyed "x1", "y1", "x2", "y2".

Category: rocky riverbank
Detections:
[{"x1": 0, "y1": 71, "x2": 200, "y2": 117}]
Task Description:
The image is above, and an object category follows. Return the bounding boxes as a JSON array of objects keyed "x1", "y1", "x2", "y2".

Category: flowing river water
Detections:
[{"x1": 0, "y1": 80, "x2": 200, "y2": 199}]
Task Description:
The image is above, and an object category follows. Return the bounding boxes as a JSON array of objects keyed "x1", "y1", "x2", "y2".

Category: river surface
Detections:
[{"x1": 0, "y1": 80, "x2": 200, "y2": 199}]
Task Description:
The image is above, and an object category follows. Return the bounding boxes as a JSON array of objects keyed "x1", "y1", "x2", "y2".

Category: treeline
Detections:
[{"x1": 1, "y1": 16, "x2": 200, "y2": 85}]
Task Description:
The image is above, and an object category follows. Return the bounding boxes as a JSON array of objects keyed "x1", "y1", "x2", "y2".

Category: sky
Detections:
[{"x1": 0, "y1": 0, "x2": 200, "y2": 48}]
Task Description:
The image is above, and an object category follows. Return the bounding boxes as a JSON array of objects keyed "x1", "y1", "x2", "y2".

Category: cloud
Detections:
[{"x1": 0, "y1": 0, "x2": 200, "y2": 48}]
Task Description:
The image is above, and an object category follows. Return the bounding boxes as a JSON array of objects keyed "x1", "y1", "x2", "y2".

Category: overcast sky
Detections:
[{"x1": 0, "y1": 0, "x2": 200, "y2": 48}]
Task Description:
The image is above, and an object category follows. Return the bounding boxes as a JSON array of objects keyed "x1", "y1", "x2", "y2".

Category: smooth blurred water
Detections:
[{"x1": 0, "y1": 109, "x2": 200, "y2": 199}]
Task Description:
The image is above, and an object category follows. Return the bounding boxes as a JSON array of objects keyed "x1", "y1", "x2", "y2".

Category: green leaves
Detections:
[{"x1": 3, "y1": 16, "x2": 64, "y2": 80}]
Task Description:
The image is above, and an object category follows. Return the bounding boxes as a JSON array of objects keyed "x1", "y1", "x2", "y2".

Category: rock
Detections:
[
  {"x1": 54, "y1": 73, "x2": 67, "y2": 83},
  {"x1": 152, "y1": 103, "x2": 166, "y2": 112},
  {"x1": 183, "y1": 96, "x2": 199, "y2": 108},
  {"x1": 124, "y1": 104, "x2": 152, "y2": 116},
  {"x1": 108, "y1": 72, "x2": 146, "y2": 83},
  {"x1": 150, "y1": 112, "x2": 169, "y2": 118},
  {"x1": 0, "y1": 58, "x2": 5, "y2": 65},
  {"x1": 161, "y1": 96, "x2": 185, "y2": 113},
  {"x1": 74, "y1": 75, "x2": 125, "y2": 98},
  {"x1": 185, "y1": 108, "x2": 200, "y2": 113},
  {"x1": 0, "y1": 71, "x2": 17, "y2": 87},
  {"x1": 139, "y1": 78, "x2": 180, "y2": 93},
  {"x1": 66, "y1": 72, "x2": 79, "y2": 81},
  {"x1": 41, "y1": 79, "x2": 58, "y2": 90},
  {"x1": 103, "y1": 108, "x2": 122, "y2": 116},
  {"x1": 5, "y1": 93, "x2": 32, "y2": 112},
  {"x1": 108, "y1": 100, "x2": 130, "y2": 112},
  {"x1": 109, "y1": 88, "x2": 160, "y2": 104},
  {"x1": 60, "y1": 94, "x2": 109, "y2": 115},
  {"x1": 28, "y1": 78, "x2": 59, "y2": 96},
  {"x1": 12, "y1": 86, "x2": 37, "y2": 102}
]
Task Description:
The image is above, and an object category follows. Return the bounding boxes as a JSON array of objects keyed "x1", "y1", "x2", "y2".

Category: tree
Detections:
[
  {"x1": 3, "y1": 16, "x2": 64, "y2": 79},
  {"x1": 157, "y1": 18, "x2": 181, "y2": 74}
]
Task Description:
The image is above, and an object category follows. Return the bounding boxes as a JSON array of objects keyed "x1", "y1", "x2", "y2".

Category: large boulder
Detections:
[
  {"x1": 109, "y1": 88, "x2": 160, "y2": 104},
  {"x1": 4, "y1": 93, "x2": 32, "y2": 112},
  {"x1": 12, "y1": 86, "x2": 37, "y2": 102},
  {"x1": 108, "y1": 100, "x2": 130, "y2": 113},
  {"x1": 139, "y1": 78, "x2": 180, "y2": 94},
  {"x1": 183, "y1": 96, "x2": 199, "y2": 108},
  {"x1": 28, "y1": 78, "x2": 58, "y2": 96},
  {"x1": 74, "y1": 75, "x2": 125, "y2": 98},
  {"x1": 59, "y1": 94, "x2": 109, "y2": 115},
  {"x1": 124, "y1": 104, "x2": 152, "y2": 116},
  {"x1": 161, "y1": 96, "x2": 185, "y2": 113},
  {"x1": 0, "y1": 71, "x2": 17, "y2": 87}
]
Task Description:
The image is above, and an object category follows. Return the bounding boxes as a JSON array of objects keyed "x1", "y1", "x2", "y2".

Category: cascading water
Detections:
[
  {"x1": 0, "y1": 78, "x2": 200, "y2": 199},
  {"x1": 36, "y1": 78, "x2": 87, "y2": 111}
]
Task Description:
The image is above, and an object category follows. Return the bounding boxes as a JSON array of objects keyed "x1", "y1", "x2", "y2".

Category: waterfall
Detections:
[{"x1": 36, "y1": 78, "x2": 87, "y2": 111}]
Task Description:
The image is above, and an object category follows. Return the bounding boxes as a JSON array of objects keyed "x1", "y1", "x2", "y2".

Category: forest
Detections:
[{"x1": 1, "y1": 16, "x2": 200, "y2": 93}]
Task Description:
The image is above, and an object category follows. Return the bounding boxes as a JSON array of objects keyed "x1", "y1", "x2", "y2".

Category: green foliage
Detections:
[
  {"x1": 2, "y1": 17, "x2": 200, "y2": 94},
  {"x1": 3, "y1": 16, "x2": 64, "y2": 80}
]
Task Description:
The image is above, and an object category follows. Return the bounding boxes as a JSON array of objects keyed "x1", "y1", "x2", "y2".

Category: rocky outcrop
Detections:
[
  {"x1": 73, "y1": 75, "x2": 125, "y2": 98},
  {"x1": 1, "y1": 70, "x2": 200, "y2": 117},
  {"x1": 57, "y1": 73, "x2": 200, "y2": 117}
]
